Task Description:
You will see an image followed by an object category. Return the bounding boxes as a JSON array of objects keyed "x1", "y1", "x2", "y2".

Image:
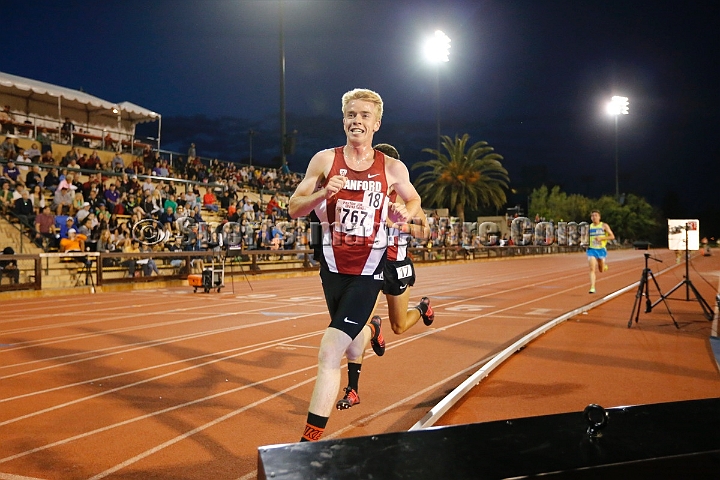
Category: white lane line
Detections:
[
  {"x1": 0, "y1": 473, "x2": 46, "y2": 480},
  {"x1": 0, "y1": 310, "x2": 321, "y2": 380},
  {"x1": 85, "y1": 375, "x2": 318, "y2": 480},
  {"x1": 0, "y1": 300, "x2": 326, "y2": 361},
  {"x1": 0, "y1": 366, "x2": 319, "y2": 466},
  {"x1": 0, "y1": 328, "x2": 324, "y2": 406}
]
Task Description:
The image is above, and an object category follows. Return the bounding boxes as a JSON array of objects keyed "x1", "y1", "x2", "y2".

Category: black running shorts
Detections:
[
  {"x1": 382, "y1": 257, "x2": 416, "y2": 296},
  {"x1": 320, "y1": 267, "x2": 384, "y2": 339}
]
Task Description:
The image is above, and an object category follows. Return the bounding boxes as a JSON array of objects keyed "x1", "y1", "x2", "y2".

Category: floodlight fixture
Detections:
[
  {"x1": 424, "y1": 30, "x2": 451, "y2": 63},
  {"x1": 607, "y1": 96, "x2": 629, "y2": 116}
]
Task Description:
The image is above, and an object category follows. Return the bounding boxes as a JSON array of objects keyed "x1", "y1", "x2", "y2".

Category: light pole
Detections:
[
  {"x1": 607, "y1": 95, "x2": 629, "y2": 199},
  {"x1": 279, "y1": 0, "x2": 287, "y2": 171},
  {"x1": 424, "y1": 30, "x2": 451, "y2": 153}
]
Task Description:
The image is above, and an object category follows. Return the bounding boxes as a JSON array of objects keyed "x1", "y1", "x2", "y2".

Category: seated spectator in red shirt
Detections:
[
  {"x1": 35, "y1": 205, "x2": 57, "y2": 250},
  {"x1": 203, "y1": 190, "x2": 219, "y2": 212}
]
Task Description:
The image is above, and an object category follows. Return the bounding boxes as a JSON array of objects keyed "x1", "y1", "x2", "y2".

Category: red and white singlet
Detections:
[{"x1": 314, "y1": 147, "x2": 389, "y2": 275}]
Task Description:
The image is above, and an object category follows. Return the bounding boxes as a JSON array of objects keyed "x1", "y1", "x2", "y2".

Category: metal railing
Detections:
[{"x1": 0, "y1": 245, "x2": 585, "y2": 293}]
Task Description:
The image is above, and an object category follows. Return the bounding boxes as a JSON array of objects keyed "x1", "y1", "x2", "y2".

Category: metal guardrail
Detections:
[{"x1": 0, "y1": 245, "x2": 585, "y2": 293}]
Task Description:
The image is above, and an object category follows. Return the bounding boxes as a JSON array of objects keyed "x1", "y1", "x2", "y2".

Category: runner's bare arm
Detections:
[
  {"x1": 386, "y1": 158, "x2": 422, "y2": 224},
  {"x1": 288, "y1": 150, "x2": 346, "y2": 218},
  {"x1": 603, "y1": 223, "x2": 615, "y2": 241}
]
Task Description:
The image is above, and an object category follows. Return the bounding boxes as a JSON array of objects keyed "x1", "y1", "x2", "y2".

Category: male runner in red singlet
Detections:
[
  {"x1": 289, "y1": 89, "x2": 424, "y2": 442},
  {"x1": 335, "y1": 143, "x2": 434, "y2": 411}
]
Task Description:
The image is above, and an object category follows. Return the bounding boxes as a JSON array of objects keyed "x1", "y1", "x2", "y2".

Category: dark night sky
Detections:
[{"x1": 2, "y1": 0, "x2": 718, "y2": 231}]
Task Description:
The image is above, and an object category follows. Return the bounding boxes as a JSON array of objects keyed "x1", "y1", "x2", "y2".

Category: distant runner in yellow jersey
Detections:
[{"x1": 587, "y1": 209, "x2": 615, "y2": 294}]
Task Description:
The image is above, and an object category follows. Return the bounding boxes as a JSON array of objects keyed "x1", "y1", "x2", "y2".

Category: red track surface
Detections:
[{"x1": 1, "y1": 248, "x2": 718, "y2": 479}]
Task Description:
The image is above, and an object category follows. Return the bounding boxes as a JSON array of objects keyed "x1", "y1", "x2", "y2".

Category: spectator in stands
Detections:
[
  {"x1": 104, "y1": 183, "x2": 120, "y2": 212},
  {"x1": 81, "y1": 174, "x2": 101, "y2": 199},
  {"x1": 111, "y1": 152, "x2": 124, "y2": 173},
  {"x1": 77, "y1": 153, "x2": 89, "y2": 169},
  {"x1": 159, "y1": 206, "x2": 176, "y2": 226},
  {"x1": 190, "y1": 205, "x2": 203, "y2": 223},
  {"x1": 115, "y1": 172, "x2": 130, "y2": 194},
  {"x1": 120, "y1": 238, "x2": 141, "y2": 277},
  {"x1": 56, "y1": 172, "x2": 76, "y2": 193},
  {"x1": 203, "y1": 189, "x2": 218, "y2": 212},
  {"x1": 11, "y1": 183, "x2": 25, "y2": 202},
  {"x1": 52, "y1": 187, "x2": 74, "y2": 215},
  {"x1": 72, "y1": 191, "x2": 85, "y2": 214},
  {"x1": 13, "y1": 190, "x2": 35, "y2": 227},
  {"x1": 76, "y1": 202, "x2": 92, "y2": 223},
  {"x1": 34, "y1": 205, "x2": 56, "y2": 250},
  {"x1": 141, "y1": 176, "x2": 155, "y2": 194},
  {"x1": 36, "y1": 129, "x2": 53, "y2": 153},
  {"x1": 59, "y1": 228, "x2": 86, "y2": 253},
  {"x1": 77, "y1": 215, "x2": 93, "y2": 239},
  {"x1": 150, "y1": 189, "x2": 164, "y2": 216},
  {"x1": 166, "y1": 236, "x2": 185, "y2": 271},
  {"x1": 0, "y1": 137, "x2": 16, "y2": 159},
  {"x1": 14, "y1": 147, "x2": 31, "y2": 171},
  {"x1": 96, "y1": 228, "x2": 118, "y2": 266},
  {"x1": 138, "y1": 244, "x2": 159, "y2": 276},
  {"x1": 84, "y1": 189, "x2": 100, "y2": 211},
  {"x1": 2, "y1": 159, "x2": 21, "y2": 187},
  {"x1": 25, "y1": 165, "x2": 43, "y2": 190},
  {"x1": 122, "y1": 192, "x2": 138, "y2": 214},
  {"x1": 40, "y1": 150, "x2": 55, "y2": 165},
  {"x1": 0, "y1": 246, "x2": 19, "y2": 284},
  {"x1": 151, "y1": 161, "x2": 163, "y2": 176},
  {"x1": 127, "y1": 174, "x2": 141, "y2": 193},
  {"x1": 140, "y1": 190, "x2": 153, "y2": 217},
  {"x1": 25, "y1": 143, "x2": 41, "y2": 162},
  {"x1": 188, "y1": 143, "x2": 196, "y2": 159},
  {"x1": 270, "y1": 232, "x2": 283, "y2": 252},
  {"x1": 183, "y1": 189, "x2": 198, "y2": 210},
  {"x1": 185, "y1": 224, "x2": 200, "y2": 252},
  {"x1": 62, "y1": 147, "x2": 78, "y2": 166},
  {"x1": 86, "y1": 150, "x2": 100, "y2": 169},
  {"x1": 29, "y1": 184, "x2": 46, "y2": 210},
  {"x1": 56, "y1": 213, "x2": 74, "y2": 238},
  {"x1": 255, "y1": 223, "x2": 271, "y2": 254},
  {"x1": 163, "y1": 193, "x2": 178, "y2": 213},
  {"x1": 219, "y1": 190, "x2": 232, "y2": 212},
  {"x1": 61, "y1": 117, "x2": 75, "y2": 143},
  {"x1": 0, "y1": 181, "x2": 13, "y2": 212},
  {"x1": 42, "y1": 168, "x2": 59, "y2": 193}
]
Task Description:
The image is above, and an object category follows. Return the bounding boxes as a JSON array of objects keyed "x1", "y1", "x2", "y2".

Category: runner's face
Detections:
[
  {"x1": 590, "y1": 212, "x2": 600, "y2": 223},
  {"x1": 343, "y1": 100, "x2": 380, "y2": 142}
]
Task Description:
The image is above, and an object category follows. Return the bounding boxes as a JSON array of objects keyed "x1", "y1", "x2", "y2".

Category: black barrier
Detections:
[{"x1": 258, "y1": 397, "x2": 720, "y2": 479}]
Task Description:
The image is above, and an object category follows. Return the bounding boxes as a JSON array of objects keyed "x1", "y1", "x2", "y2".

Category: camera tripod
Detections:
[
  {"x1": 628, "y1": 253, "x2": 677, "y2": 328},
  {"x1": 651, "y1": 227, "x2": 713, "y2": 321},
  {"x1": 77, "y1": 256, "x2": 96, "y2": 294}
]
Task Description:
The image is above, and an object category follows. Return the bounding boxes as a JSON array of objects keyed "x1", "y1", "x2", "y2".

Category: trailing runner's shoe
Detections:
[
  {"x1": 603, "y1": 263, "x2": 609, "y2": 272},
  {"x1": 418, "y1": 297, "x2": 435, "y2": 326},
  {"x1": 369, "y1": 315, "x2": 385, "y2": 357},
  {"x1": 589, "y1": 287, "x2": 596, "y2": 294},
  {"x1": 336, "y1": 386, "x2": 360, "y2": 410}
]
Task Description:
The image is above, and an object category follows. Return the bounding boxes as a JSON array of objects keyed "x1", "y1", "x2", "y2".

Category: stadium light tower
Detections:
[
  {"x1": 423, "y1": 30, "x2": 451, "y2": 153},
  {"x1": 279, "y1": 0, "x2": 287, "y2": 171},
  {"x1": 607, "y1": 95, "x2": 629, "y2": 199}
]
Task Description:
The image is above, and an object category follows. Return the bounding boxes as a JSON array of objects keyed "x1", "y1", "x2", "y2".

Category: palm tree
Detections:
[{"x1": 413, "y1": 134, "x2": 509, "y2": 222}]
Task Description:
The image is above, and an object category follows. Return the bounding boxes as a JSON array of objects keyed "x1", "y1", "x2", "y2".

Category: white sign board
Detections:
[{"x1": 668, "y1": 219, "x2": 699, "y2": 251}]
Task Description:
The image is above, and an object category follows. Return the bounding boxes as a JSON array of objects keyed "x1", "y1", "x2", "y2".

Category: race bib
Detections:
[{"x1": 334, "y1": 191, "x2": 383, "y2": 236}]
